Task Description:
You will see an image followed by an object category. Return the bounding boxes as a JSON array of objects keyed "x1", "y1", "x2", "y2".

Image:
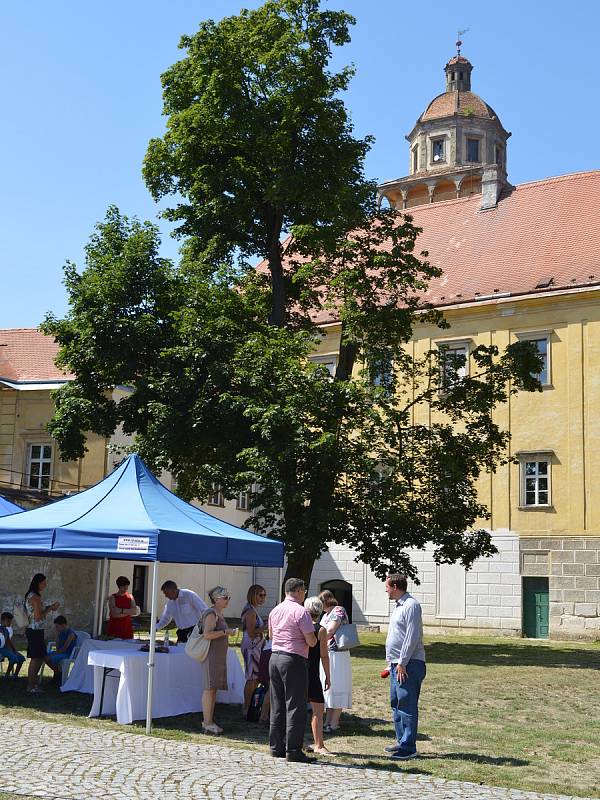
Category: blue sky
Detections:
[{"x1": 1, "y1": 1, "x2": 598, "y2": 328}]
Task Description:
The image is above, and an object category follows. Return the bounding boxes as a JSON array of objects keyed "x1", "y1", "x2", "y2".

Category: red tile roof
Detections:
[
  {"x1": 0, "y1": 329, "x2": 72, "y2": 383},
  {"x1": 446, "y1": 56, "x2": 471, "y2": 66},
  {"x1": 420, "y1": 90, "x2": 497, "y2": 122},
  {"x1": 407, "y1": 170, "x2": 600, "y2": 308},
  {"x1": 309, "y1": 170, "x2": 600, "y2": 324}
]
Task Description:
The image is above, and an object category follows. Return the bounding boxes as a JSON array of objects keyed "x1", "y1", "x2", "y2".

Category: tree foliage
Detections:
[{"x1": 43, "y1": 1, "x2": 543, "y2": 586}]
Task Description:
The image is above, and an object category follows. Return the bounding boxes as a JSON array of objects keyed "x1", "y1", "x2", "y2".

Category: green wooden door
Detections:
[{"x1": 522, "y1": 577, "x2": 549, "y2": 638}]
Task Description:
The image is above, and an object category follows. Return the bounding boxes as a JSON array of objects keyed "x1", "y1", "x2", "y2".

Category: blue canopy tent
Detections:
[
  {"x1": 0, "y1": 454, "x2": 284, "y2": 731},
  {"x1": 0, "y1": 495, "x2": 23, "y2": 516}
]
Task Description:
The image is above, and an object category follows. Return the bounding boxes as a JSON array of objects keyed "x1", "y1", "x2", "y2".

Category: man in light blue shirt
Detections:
[{"x1": 384, "y1": 573, "x2": 426, "y2": 760}]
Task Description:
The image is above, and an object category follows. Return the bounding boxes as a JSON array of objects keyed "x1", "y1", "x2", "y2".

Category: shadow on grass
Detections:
[
  {"x1": 354, "y1": 640, "x2": 600, "y2": 669},
  {"x1": 427, "y1": 641, "x2": 600, "y2": 669},
  {"x1": 0, "y1": 678, "x2": 93, "y2": 719},
  {"x1": 420, "y1": 752, "x2": 529, "y2": 767}
]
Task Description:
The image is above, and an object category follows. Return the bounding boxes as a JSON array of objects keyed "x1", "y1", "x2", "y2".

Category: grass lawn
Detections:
[
  {"x1": 0, "y1": 795, "x2": 33, "y2": 800},
  {"x1": 0, "y1": 792, "x2": 34, "y2": 800},
  {"x1": 0, "y1": 633, "x2": 599, "y2": 798}
]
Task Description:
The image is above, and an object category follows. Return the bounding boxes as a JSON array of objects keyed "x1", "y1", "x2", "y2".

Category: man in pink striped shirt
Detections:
[{"x1": 268, "y1": 578, "x2": 317, "y2": 763}]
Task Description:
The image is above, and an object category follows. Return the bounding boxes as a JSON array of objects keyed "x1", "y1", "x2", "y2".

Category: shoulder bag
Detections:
[
  {"x1": 184, "y1": 617, "x2": 211, "y2": 662},
  {"x1": 12, "y1": 598, "x2": 30, "y2": 630},
  {"x1": 334, "y1": 622, "x2": 360, "y2": 651}
]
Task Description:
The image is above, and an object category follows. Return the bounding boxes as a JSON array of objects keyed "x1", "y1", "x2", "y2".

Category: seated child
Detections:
[
  {"x1": 0, "y1": 611, "x2": 26, "y2": 677},
  {"x1": 48, "y1": 615, "x2": 77, "y2": 674}
]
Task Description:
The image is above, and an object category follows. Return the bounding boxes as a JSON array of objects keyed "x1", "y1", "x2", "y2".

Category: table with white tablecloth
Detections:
[
  {"x1": 61, "y1": 638, "x2": 142, "y2": 694},
  {"x1": 88, "y1": 645, "x2": 244, "y2": 724}
]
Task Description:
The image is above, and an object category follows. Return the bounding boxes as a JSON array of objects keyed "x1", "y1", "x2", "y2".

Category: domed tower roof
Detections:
[
  {"x1": 420, "y1": 91, "x2": 498, "y2": 123},
  {"x1": 377, "y1": 47, "x2": 512, "y2": 213},
  {"x1": 419, "y1": 55, "x2": 498, "y2": 122}
]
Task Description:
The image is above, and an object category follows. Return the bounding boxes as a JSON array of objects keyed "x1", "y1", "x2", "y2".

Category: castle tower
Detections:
[{"x1": 378, "y1": 50, "x2": 511, "y2": 210}]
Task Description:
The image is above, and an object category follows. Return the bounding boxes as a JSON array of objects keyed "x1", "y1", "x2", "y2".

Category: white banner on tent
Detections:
[{"x1": 117, "y1": 536, "x2": 150, "y2": 553}]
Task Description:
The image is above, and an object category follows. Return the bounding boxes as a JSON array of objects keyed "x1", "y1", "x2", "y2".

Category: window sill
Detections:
[{"x1": 517, "y1": 505, "x2": 554, "y2": 511}]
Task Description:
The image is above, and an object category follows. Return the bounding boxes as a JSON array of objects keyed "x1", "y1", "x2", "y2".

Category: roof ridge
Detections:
[
  {"x1": 0, "y1": 327, "x2": 44, "y2": 334},
  {"x1": 514, "y1": 169, "x2": 600, "y2": 191}
]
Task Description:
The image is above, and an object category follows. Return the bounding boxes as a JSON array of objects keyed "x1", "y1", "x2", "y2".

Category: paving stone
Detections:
[{"x1": 0, "y1": 717, "x2": 594, "y2": 800}]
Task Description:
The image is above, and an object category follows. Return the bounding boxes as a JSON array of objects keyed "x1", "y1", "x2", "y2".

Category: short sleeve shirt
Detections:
[
  {"x1": 269, "y1": 597, "x2": 315, "y2": 659},
  {"x1": 321, "y1": 606, "x2": 349, "y2": 651}
]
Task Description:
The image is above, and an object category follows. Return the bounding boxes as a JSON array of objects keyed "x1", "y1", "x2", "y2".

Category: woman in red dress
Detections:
[{"x1": 106, "y1": 576, "x2": 139, "y2": 639}]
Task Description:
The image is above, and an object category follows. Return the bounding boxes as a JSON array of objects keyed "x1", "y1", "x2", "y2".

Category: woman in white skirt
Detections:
[{"x1": 319, "y1": 590, "x2": 352, "y2": 732}]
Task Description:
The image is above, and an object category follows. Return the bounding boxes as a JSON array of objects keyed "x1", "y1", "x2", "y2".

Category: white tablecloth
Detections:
[
  {"x1": 61, "y1": 638, "x2": 142, "y2": 694},
  {"x1": 88, "y1": 645, "x2": 244, "y2": 724}
]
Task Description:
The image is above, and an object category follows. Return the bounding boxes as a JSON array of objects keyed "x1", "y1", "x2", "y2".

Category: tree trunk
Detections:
[
  {"x1": 335, "y1": 329, "x2": 357, "y2": 382},
  {"x1": 266, "y1": 212, "x2": 285, "y2": 328},
  {"x1": 283, "y1": 551, "x2": 318, "y2": 598}
]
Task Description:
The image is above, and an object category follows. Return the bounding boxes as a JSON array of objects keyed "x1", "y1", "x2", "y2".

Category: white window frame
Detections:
[
  {"x1": 309, "y1": 354, "x2": 338, "y2": 378},
  {"x1": 236, "y1": 491, "x2": 249, "y2": 511},
  {"x1": 26, "y1": 443, "x2": 53, "y2": 491},
  {"x1": 435, "y1": 338, "x2": 472, "y2": 391},
  {"x1": 517, "y1": 452, "x2": 553, "y2": 509},
  {"x1": 207, "y1": 482, "x2": 224, "y2": 507},
  {"x1": 515, "y1": 330, "x2": 552, "y2": 387}
]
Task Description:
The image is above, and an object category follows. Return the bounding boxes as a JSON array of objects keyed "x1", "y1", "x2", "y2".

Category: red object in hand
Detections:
[{"x1": 380, "y1": 668, "x2": 390, "y2": 678}]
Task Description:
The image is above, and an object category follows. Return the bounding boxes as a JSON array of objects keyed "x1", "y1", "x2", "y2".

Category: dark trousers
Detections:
[
  {"x1": 389, "y1": 658, "x2": 426, "y2": 751},
  {"x1": 269, "y1": 651, "x2": 308, "y2": 754},
  {"x1": 176, "y1": 626, "x2": 194, "y2": 643}
]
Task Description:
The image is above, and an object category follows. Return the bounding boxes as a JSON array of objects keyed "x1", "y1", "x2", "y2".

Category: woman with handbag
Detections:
[
  {"x1": 200, "y1": 586, "x2": 237, "y2": 735},
  {"x1": 240, "y1": 584, "x2": 267, "y2": 716},
  {"x1": 319, "y1": 590, "x2": 353, "y2": 733}
]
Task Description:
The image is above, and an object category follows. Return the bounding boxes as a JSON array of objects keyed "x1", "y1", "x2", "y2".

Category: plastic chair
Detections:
[{"x1": 44, "y1": 630, "x2": 91, "y2": 685}]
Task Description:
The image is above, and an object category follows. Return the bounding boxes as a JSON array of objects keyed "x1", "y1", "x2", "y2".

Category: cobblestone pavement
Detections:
[{"x1": 0, "y1": 717, "x2": 593, "y2": 800}]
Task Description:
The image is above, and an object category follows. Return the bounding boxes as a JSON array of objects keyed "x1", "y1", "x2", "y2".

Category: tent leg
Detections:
[
  {"x1": 145, "y1": 560, "x2": 159, "y2": 735},
  {"x1": 93, "y1": 560, "x2": 102, "y2": 637},
  {"x1": 96, "y1": 557, "x2": 109, "y2": 636}
]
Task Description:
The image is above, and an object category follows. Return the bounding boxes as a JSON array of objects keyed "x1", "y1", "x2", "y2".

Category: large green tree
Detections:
[{"x1": 43, "y1": 1, "x2": 542, "y2": 587}]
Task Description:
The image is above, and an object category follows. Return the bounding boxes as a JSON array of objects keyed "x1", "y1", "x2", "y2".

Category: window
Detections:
[
  {"x1": 432, "y1": 138, "x2": 445, "y2": 162},
  {"x1": 309, "y1": 355, "x2": 337, "y2": 378},
  {"x1": 27, "y1": 444, "x2": 52, "y2": 491},
  {"x1": 207, "y1": 483, "x2": 224, "y2": 507},
  {"x1": 370, "y1": 352, "x2": 393, "y2": 391},
  {"x1": 495, "y1": 145, "x2": 504, "y2": 167},
  {"x1": 466, "y1": 138, "x2": 480, "y2": 163},
  {"x1": 517, "y1": 333, "x2": 550, "y2": 385},
  {"x1": 236, "y1": 490, "x2": 250, "y2": 511},
  {"x1": 412, "y1": 145, "x2": 419, "y2": 173},
  {"x1": 520, "y1": 457, "x2": 551, "y2": 507},
  {"x1": 438, "y1": 341, "x2": 469, "y2": 390}
]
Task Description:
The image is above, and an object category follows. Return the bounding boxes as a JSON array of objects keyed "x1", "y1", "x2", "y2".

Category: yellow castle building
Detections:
[{"x1": 305, "y1": 52, "x2": 600, "y2": 639}]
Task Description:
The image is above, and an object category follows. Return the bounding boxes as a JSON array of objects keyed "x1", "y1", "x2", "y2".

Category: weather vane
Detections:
[{"x1": 456, "y1": 29, "x2": 469, "y2": 56}]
